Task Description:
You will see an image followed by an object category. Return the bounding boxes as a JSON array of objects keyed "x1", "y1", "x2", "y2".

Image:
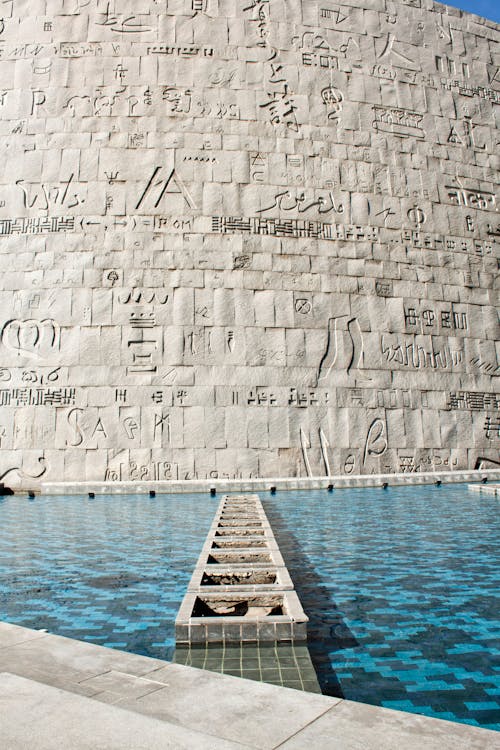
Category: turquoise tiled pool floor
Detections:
[
  {"x1": 264, "y1": 484, "x2": 500, "y2": 731},
  {"x1": 0, "y1": 494, "x2": 217, "y2": 659}
]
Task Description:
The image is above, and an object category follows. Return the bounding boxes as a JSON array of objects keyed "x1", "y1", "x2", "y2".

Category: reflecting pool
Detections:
[
  {"x1": 265, "y1": 484, "x2": 500, "y2": 731},
  {"x1": 0, "y1": 493, "x2": 216, "y2": 656},
  {"x1": 0, "y1": 484, "x2": 498, "y2": 730}
]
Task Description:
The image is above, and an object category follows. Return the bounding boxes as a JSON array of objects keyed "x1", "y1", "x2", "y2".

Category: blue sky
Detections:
[{"x1": 443, "y1": 1, "x2": 500, "y2": 23}]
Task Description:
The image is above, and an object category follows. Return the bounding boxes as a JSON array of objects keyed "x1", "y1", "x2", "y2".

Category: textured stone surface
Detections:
[
  {"x1": 0, "y1": 673, "x2": 249, "y2": 749},
  {"x1": 0, "y1": 0, "x2": 498, "y2": 486},
  {"x1": 0, "y1": 624, "x2": 497, "y2": 749}
]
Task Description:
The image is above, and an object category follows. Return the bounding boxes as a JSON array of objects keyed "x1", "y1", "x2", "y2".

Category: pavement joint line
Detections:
[
  {"x1": 0, "y1": 633, "x2": 50, "y2": 651},
  {"x1": 270, "y1": 701, "x2": 343, "y2": 749},
  {"x1": 76, "y1": 670, "x2": 114, "y2": 684}
]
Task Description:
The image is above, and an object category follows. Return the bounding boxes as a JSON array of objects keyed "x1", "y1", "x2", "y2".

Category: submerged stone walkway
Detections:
[
  {"x1": 468, "y1": 483, "x2": 500, "y2": 496},
  {"x1": 0, "y1": 622, "x2": 498, "y2": 749}
]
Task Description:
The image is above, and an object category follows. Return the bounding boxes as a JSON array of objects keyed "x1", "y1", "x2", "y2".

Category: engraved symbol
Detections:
[
  {"x1": 106, "y1": 270, "x2": 119, "y2": 286},
  {"x1": 191, "y1": 0, "x2": 208, "y2": 16},
  {"x1": 484, "y1": 416, "x2": 500, "y2": 440},
  {"x1": 300, "y1": 427, "x2": 312, "y2": 477},
  {"x1": 31, "y1": 90, "x2": 46, "y2": 116},
  {"x1": 123, "y1": 416, "x2": 139, "y2": 440},
  {"x1": 135, "y1": 167, "x2": 196, "y2": 211},
  {"x1": 300, "y1": 428, "x2": 332, "y2": 477},
  {"x1": 475, "y1": 457, "x2": 500, "y2": 470},
  {"x1": 162, "y1": 369, "x2": 178, "y2": 385},
  {"x1": 463, "y1": 118, "x2": 486, "y2": 151},
  {"x1": 344, "y1": 455, "x2": 355, "y2": 474},
  {"x1": 377, "y1": 33, "x2": 416, "y2": 68},
  {"x1": 64, "y1": 95, "x2": 92, "y2": 118},
  {"x1": 96, "y1": 3, "x2": 152, "y2": 33},
  {"x1": 17, "y1": 173, "x2": 84, "y2": 212},
  {"x1": 66, "y1": 408, "x2": 84, "y2": 446},
  {"x1": 1, "y1": 319, "x2": 60, "y2": 358},
  {"x1": 317, "y1": 317, "x2": 339, "y2": 383},
  {"x1": 407, "y1": 207, "x2": 426, "y2": 226},
  {"x1": 154, "y1": 411, "x2": 171, "y2": 444},
  {"x1": 295, "y1": 299, "x2": 311, "y2": 314},
  {"x1": 118, "y1": 289, "x2": 169, "y2": 305},
  {"x1": 105, "y1": 171, "x2": 120, "y2": 184},
  {"x1": 32, "y1": 61, "x2": 52, "y2": 76},
  {"x1": 487, "y1": 65, "x2": 500, "y2": 89},
  {"x1": 319, "y1": 8, "x2": 348, "y2": 24},
  {"x1": 436, "y1": 23, "x2": 452, "y2": 44},
  {"x1": 233, "y1": 254, "x2": 251, "y2": 269},
  {"x1": 373, "y1": 106, "x2": 424, "y2": 139},
  {"x1": 317, "y1": 317, "x2": 368, "y2": 384},
  {"x1": 11, "y1": 120, "x2": 26, "y2": 134},
  {"x1": 363, "y1": 418, "x2": 388, "y2": 466},
  {"x1": 447, "y1": 125, "x2": 463, "y2": 145},
  {"x1": 346, "y1": 318, "x2": 364, "y2": 376},
  {"x1": 319, "y1": 429, "x2": 331, "y2": 476},
  {"x1": 0, "y1": 456, "x2": 47, "y2": 482},
  {"x1": 113, "y1": 63, "x2": 127, "y2": 82},
  {"x1": 321, "y1": 85, "x2": 343, "y2": 122},
  {"x1": 250, "y1": 152, "x2": 267, "y2": 182},
  {"x1": 375, "y1": 207, "x2": 396, "y2": 223}
]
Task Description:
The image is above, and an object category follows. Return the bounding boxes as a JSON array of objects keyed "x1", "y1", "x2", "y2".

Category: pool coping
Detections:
[
  {"x1": 0, "y1": 621, "x2": 497, "y2": 749},
  {"x1": 37, "y1": 468, "x2": 500, "y2": 495}
]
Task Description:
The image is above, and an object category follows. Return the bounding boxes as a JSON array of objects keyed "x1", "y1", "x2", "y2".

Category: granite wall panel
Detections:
[{"x1": 0, "y1": 0, "x2": 498, "y2": 486}]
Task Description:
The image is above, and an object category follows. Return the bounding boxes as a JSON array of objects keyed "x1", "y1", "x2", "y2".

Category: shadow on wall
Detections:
[
  {"x1": 0, "y1": 484, "x2": 14, "y2": 496},
  {"x1": 265, "y1": 505, "x2": 359, "y2": 698}
]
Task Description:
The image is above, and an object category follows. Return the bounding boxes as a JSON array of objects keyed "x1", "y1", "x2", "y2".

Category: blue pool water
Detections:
[
  {"x1": 0, "y1": 485, "x2": 498, "y2": 730},
  {"x1": 0, "y1": 493, "x2": 217, "y2": 656},
  {"x1": 265, "y1": 485, "x2": 500, "y2": 731}
]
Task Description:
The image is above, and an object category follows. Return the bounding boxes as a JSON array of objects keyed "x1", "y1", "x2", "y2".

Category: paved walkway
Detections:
[{"x1": 0, "y1": 622, "x2": 498, "y2": 749}]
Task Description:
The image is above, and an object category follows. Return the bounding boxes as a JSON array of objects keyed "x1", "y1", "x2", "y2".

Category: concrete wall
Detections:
[{"x1": 0, "y1": 0, "x2": 498, "y2": 487}]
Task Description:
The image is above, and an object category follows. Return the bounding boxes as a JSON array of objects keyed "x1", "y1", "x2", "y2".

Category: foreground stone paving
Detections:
[
  {"x1": 0, "y1": 622, "x2": 498, "y2": 749},
  {"x1": 0, "y1": 1, "x2": 498, "y2": 487}
]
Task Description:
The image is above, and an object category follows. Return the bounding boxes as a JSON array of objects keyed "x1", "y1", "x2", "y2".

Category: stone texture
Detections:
[
  {"x1": 0, "y1": 0, "x2": 498, "y2": 486},
  {"x1": 0, "y1": 673, "x2": 248, "y2": 750}
]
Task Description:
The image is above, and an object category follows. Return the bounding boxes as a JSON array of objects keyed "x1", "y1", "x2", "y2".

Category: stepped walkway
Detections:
[{"x1": 0, "y1": 621, "x2": 497, "y2": 749}]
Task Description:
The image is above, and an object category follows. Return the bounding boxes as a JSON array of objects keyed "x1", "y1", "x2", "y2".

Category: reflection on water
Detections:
[{"x1": 264, "y1": 484, "x2": 500, "y2": 730}]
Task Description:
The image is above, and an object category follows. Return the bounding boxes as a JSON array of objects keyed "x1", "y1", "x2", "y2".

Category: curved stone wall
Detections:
[{"x1": 0, "y1": 0, "x2": 498, "y2": 486}]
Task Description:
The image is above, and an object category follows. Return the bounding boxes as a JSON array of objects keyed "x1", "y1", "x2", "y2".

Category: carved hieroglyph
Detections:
[{"x1": 0, "y1": 0, "x2": 498, "y2": 485}]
